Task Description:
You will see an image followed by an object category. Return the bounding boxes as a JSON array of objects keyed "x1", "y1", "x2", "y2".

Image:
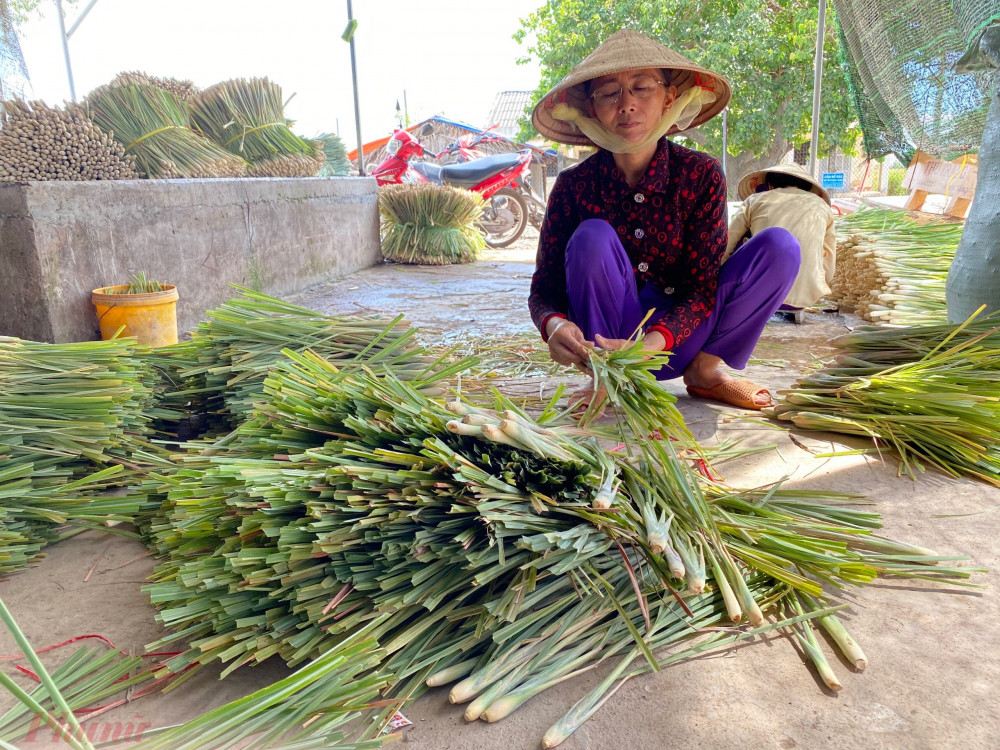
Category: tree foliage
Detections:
[
  {"x1": 6, "y1": 0, "x2": 79, "y2": 26},
  {"x1": 514, "y1": 0, "x2": 860, "y2": 181}
]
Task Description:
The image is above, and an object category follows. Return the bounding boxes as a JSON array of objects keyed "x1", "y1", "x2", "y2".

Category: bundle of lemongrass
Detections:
[
  {"x1": 190, "y1": 78, "x2": 325, "y2": 177},
  {"x1": 110, "y1": 70, "x2": 200, "y2": 101},
  {"x1": 830, "y1": 207, "x2": 963, "y2": 326},
  {"x1": 0, "y1": 337, "x2": 166, "y2": 574},
  {"x1": 315, "y1": 131, "x2": 353, "y2": 176},
  {"x1": 125, "y1": 342, "x2": 977, "y2": 749},
  {"x1": 0, "y1": 99, "x2": 138, "y2": 182},
  {"x1": 766, "y1": 310, "x2": 1000, "y2": 484},
  {"x1": 141, "y1": 286, "x2": 470, "y2": 435},
  {"x1": 85, "y1": 83, "x2": 247, "y2": 179},
  {"x1": 103, "y1": 271, "x2": 166, "y2": 294},
  {"x1": 379, "y1": 183, "x2": 487, "y2": 264}
]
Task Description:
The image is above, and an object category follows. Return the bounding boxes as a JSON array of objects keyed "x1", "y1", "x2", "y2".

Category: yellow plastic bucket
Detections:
[{"x1": 91, "y1": 285, "x2": 179, "y2": 347}]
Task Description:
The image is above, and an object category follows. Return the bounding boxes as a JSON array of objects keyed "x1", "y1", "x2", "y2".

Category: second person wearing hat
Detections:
[
  {"x1": 725, "y1": 162, "x2": 837, "y2": 317},
  {"x1": 528, "y1": 29, "x2": 801, "y2": 410}
]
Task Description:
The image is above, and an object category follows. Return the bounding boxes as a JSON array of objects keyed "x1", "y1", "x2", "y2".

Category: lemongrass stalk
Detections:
[
  {"x1": 790, "y1": 594, "x2": 843, "y2": 691},
  {"x1": 673, "y1": 532, "x2": 704, "y2": 593},
  {"x1": 446, "y1": 420, "x2": 484, "y2": 437},
  {"x1": 449, "y1": 643, "x2": 539, "y2": 704},
  {"x1": 802, "y1": 594, "x2": 868, "y2": 670},
  {"x1": 500, "y1": 409, "x2": 556, "y2": 436},
  {"x1": 483, "y1": 633, "x2": 608, "y2": 723},
  {"x1": 723, "y1": 552, "x2": 764, "y2": 627},
  {"x1": 541, "y1": 652, "x2": 636, "y2": 749},
  {"x1": 480, "y1": 423, "x2": 534, "y2": 453},
  {"x1": 591, "y1": 469, "x2": 617, "y2": 510},
  {"x1": 463, "y1": 662, "x2": 530, "y2": 722},
  {"x1": 426, "y1": 657, "x2": 480, "y2": 687},
  {"x1": 706, "y1": 547, "x2": 741, "y2": 623},
  {"x1": 640, "y1": 502, "x2": 670, "y2": 556},
  {"x1": 445, "y1": 400, "x2": 498, "y2": 418},
  {"x1": 497, "y1": 419, "x2": 575, "y2": 462},
  {"x1": 461, "y1": 413, "x2": 500, "y2": 427}
]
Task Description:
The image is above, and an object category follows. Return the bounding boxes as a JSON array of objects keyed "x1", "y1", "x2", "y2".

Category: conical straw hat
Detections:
[
  {"x1": 531, "y1": 29, "x2": 731, "y2": 147},
  {"x1": 737, "y1": 162, "x2": 832, "y2": 205}
]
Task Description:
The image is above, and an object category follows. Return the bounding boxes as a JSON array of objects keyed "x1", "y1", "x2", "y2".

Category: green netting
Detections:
[
  {"x1": 833, "y1": 0, "x2": 1000, "y2": 160},
  {"x1": 0, "y1": 0, "x2": 30, "y2": 100}
]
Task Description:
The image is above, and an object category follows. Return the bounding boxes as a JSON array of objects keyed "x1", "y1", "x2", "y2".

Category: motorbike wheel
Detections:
[{"x1": 480, "y1": 188, "x2": 528, "y2": 248}]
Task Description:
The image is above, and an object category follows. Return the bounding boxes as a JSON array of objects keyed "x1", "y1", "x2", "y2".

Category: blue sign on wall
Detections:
[{"x1": 821, "y1": 172, "x2": 847, "y2": 190}]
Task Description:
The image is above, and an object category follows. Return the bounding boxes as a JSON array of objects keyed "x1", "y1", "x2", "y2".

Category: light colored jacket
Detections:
[{"x1": 724, "y1": 187, "x2": 836, "y2": 309}]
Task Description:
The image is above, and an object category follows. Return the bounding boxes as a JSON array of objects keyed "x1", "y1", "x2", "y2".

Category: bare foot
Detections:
[{"x1": 682, "y1": 352, "x2": 770, "y2": 407}]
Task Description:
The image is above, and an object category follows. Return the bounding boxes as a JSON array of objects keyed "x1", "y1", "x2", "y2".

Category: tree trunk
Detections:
[
  {"x1": 946, "y1": 28, "x2": 1000, "y2": 322},
  {"x1": 722, "y1": 147, "x2": 791, "y2": 197}
]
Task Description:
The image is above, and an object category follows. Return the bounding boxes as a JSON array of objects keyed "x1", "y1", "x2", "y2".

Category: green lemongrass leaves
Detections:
[{"x1": 379, "y1": 183, "x2": 487, "y2": 265}]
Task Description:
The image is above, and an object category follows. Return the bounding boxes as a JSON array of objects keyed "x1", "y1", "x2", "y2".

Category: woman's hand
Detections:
[
  {"x1": 546, "y1": 318, "x2": 593, "y2": 373},
  {"x1": 594, "y1": 331, "x2": 666, "y2": 353}
]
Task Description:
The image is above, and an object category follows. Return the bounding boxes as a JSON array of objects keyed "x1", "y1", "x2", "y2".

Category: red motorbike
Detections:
[
  {"x1": 437, "y1": 124, "x2": 503, "y2": 164},
  {"x1": 370, "y1": 127, "x2": 545, "y2": 248}
]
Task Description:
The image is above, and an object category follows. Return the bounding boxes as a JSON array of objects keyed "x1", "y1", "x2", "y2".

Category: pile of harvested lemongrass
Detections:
[
  {"x1": 125, "y1": 341, "x2": 977, "y2": 748},
  {"x1": 830, "y1": 207, "x2": 963, "y2": 326},
  {"x1": 85, "y1": 82, "x2": 247, "y2": 179},
  {"x1": 190, "y1": 78, "x2": 325, "y2": 177},
  {"x1": 0, "y1": 337, "x2": 166, "y2": 573},
  {"x1": 315, "y1": 131, "x2": 353, "y2": 176},
  {"x1": 766, "y1": 310, "x2": 1000, "y2": 484},
  {"x1": 141, "y1": 286, "x2": 471, "y2": 435},
  {"x1": 380, "y1": 183, "x2": 486, "y2": 264}
]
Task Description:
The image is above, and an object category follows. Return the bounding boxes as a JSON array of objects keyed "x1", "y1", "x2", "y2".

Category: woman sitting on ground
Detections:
[
  {"x1": 528, "y1": 29, "x2": 800, "y2": 410},
  {"x1": 726, "y1": 163, "x2": 836, "y2": 319}
]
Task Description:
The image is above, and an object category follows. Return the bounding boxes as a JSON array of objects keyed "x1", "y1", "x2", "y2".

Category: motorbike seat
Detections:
[
  {"x1": 438, "y1": 152, "x2": 524, "y2": 188},
  {"x1": 409, "y1": 152, "x2": 523, "y2": 188},
  {"x1": 410, "y1": 160, "x2": 444, "y2": 183}
]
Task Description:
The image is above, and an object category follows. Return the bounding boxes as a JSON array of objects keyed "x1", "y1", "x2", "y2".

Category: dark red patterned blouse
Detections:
[{"x1": 528, "y1": 137, "x2": 728, "y2": 351}]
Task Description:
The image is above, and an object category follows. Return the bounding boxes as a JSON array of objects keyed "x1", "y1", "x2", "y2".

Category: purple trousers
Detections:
[{"x1": 565, "y1": 219, "x2": 800, "y2": 380}]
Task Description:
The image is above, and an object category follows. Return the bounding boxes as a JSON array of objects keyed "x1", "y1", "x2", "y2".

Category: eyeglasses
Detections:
[{"x1": 589, "y1": 78, "x2": 667, "y2": 108}]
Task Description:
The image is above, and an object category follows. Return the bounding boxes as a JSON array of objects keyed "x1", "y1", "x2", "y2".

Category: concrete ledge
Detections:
[{"x1": 0, "y1": 177, "x2": 381, "y2": 342}]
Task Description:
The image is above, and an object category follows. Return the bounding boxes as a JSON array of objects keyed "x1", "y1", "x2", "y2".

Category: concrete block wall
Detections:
[{"x1": 0, "y1": 177, "x2": 381, "y2": 342}]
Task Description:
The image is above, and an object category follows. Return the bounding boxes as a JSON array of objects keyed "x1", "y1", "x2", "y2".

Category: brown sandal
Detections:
[{"x1": 686, "y1": 378, "x2": 773, "y2": 410}]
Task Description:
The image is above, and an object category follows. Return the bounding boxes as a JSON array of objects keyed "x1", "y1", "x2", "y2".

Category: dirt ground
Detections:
[{"x1": 1, "y1": 226, "x2": 997, "y2": 750}]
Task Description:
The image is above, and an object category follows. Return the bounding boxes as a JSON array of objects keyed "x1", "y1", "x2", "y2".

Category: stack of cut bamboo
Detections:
[{"x1": 829, "y1": 208, "x2": 963, "y2": 326}]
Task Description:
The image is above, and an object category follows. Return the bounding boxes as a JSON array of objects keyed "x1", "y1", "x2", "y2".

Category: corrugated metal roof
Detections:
[{"x1": 485, "y1": 91, "x2": 534, "y2": 140}]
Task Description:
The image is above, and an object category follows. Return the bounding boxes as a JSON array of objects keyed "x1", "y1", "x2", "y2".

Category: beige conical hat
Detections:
[
  {"x1": 737, "y1": 162, "x2": 832, "y2": 205},
  {"x1": 531, "y1": 29, "x2": 731, "y2": 147}
]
